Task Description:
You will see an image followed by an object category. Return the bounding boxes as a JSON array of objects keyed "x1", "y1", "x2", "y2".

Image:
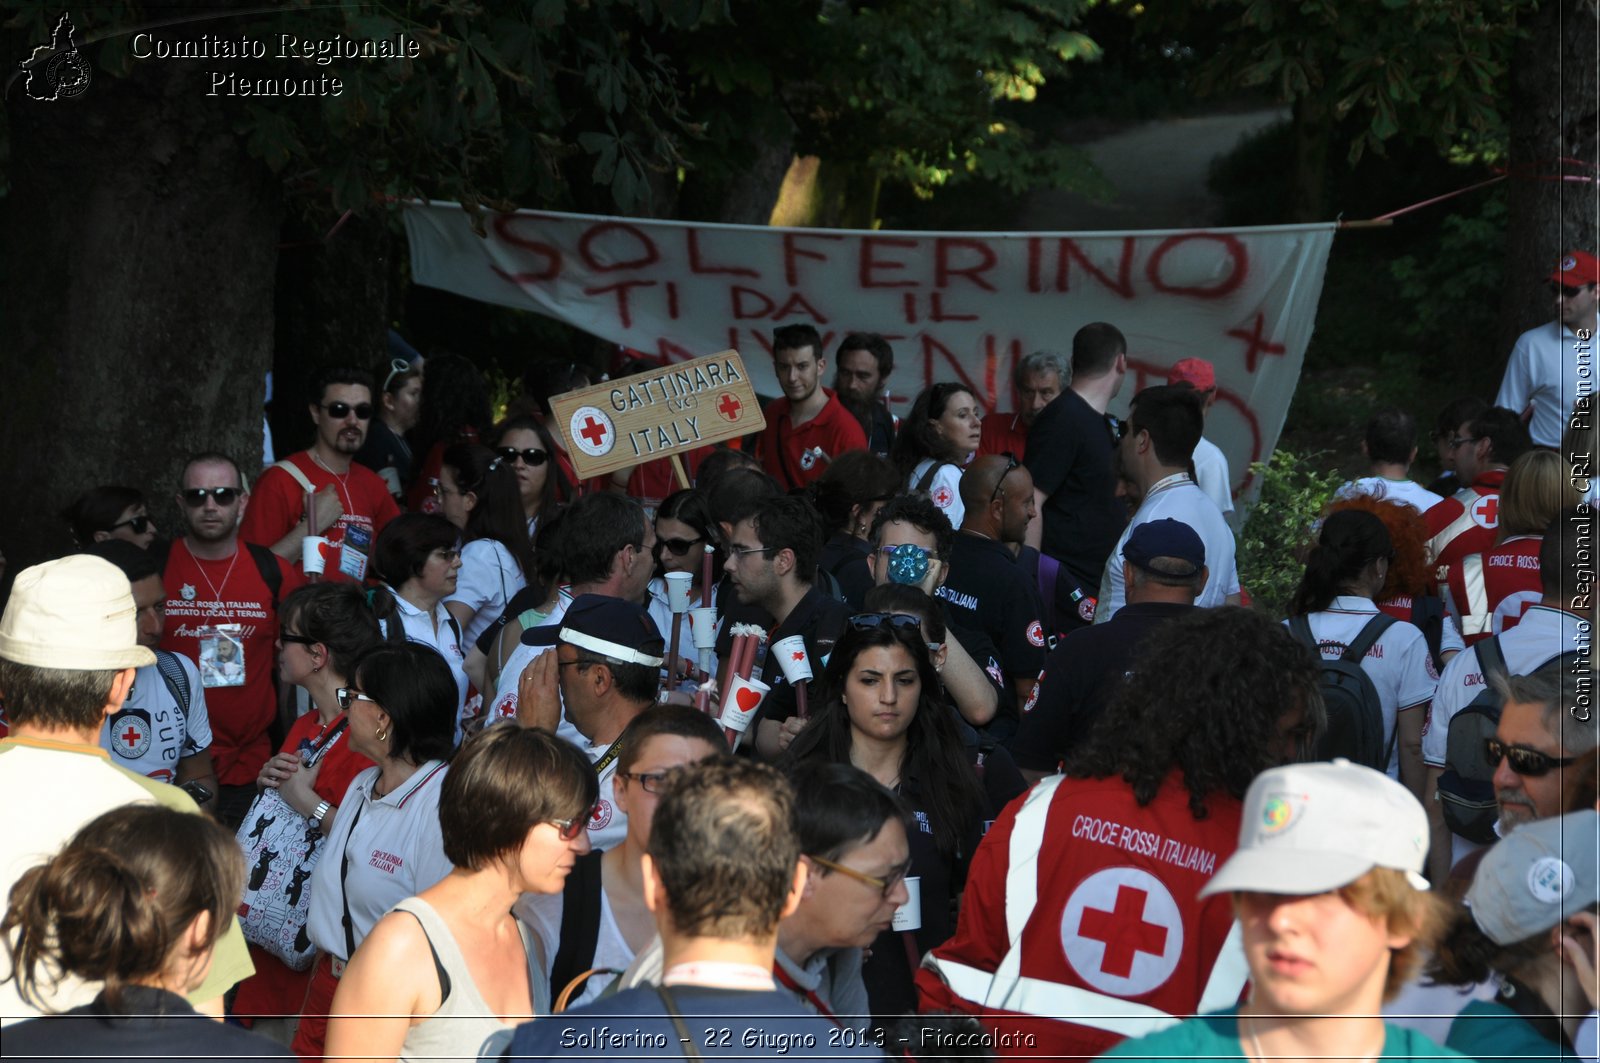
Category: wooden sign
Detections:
[{"x1": 551, "y1": 350, "x2": 766, "y2": 480}]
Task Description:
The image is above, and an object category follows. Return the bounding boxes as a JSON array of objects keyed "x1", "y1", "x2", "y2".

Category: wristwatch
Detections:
[{"x1": 309, "y1": 800, "x2": 332, "y2": 829}]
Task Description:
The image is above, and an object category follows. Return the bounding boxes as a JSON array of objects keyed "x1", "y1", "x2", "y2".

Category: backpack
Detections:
[
  {"x1": 244, "y1": 542, "x2": 283, "y2": 611},
  {"x1": 1286, "y1": 614, "x2": 1397, "y2": 771},
  {"x1": 153, "y1": 649, "x2": 192, "y2": 721},
  {"x1": 1436, "y1": 639, "x2": 1574, "y2": 844}
]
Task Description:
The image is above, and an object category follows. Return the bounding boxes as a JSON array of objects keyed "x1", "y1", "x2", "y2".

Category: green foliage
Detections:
[{"x1": 1237, "y1": 448, "x2": 1343, "y2": 618}]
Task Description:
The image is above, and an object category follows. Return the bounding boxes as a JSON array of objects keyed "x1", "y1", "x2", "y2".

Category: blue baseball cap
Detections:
[{"x1": 1123, "y1": 518, "x2": 1204, "y2": 577}]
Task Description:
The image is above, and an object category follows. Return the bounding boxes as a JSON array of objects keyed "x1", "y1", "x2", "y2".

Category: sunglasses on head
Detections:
[
  {"x1": 549, "y1": 807, "x2": 598, "y2": 841},
  {"x1": 1485, "y1": 738, "x2": 1577, "y2": 778},
  {"x1": 655, "y1": 535, "x2": 704, "y2": 557},
  {"x1": 321, "y1": 401, "x2": 373, "y2": 420},
  {"x1": 849, "y1": 612, "x2": 924, "y2": 632},
  {"x1": 382, "y1": 357, "x2": 413, "y2": 393},
  {"x1": 180, "y1": 487, "x2": 241, "y2": 507},
  {"x1": 990, "y1": 451, "x2": 1020, "y2": 505},
  {"x1": 497, "y1": 447, "x2": 550, "y2": 467},
  {"x1": 110, "y1": 514, "x2": 153, "y2": 534}
]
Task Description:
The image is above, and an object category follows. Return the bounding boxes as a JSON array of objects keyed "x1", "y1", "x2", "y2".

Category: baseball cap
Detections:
[
  {"x1": 1123, "y1": 518, "x2": 1204, "y2": 577},
  {"x1": 1167, "y1": 358, "x2": 1216, "y2": 391},
  {"x1": 1199, "y1": 759, "x2": 1430, "y2": 899},
  {"x1": 521, "y1": 593, "x2": 665, "y2": 667},
  {"x1": 1550, "y1": 251, "x2": 1600, "y2": 287},
  {"x1": 0, "y1": 555, "x2": 156, "y2": 670},
  {"x1": 1465, "y1": 809, "x2": 1599, "y2": 945}
]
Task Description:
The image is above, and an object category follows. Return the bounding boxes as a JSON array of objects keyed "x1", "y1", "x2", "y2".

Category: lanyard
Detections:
[
  {"x1": 772, "y1": 963, "x2": 843, "y2": 1028},
  {"x1": 592, "y1": 736, "x2": 625, "y2": 779}
]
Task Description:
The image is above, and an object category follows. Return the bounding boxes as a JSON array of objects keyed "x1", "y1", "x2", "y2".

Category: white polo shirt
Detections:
[
  {"x1": 1496, "y1": 315, "x2": 1599, "y2": 447},
  {"x1": 1094, "y1": 473, "x2": 1240, "y2": 621},
  {"x1": 1191, "y1": 435, "x2": 1234, "y2": 516},
  {"x1": 99, "y1": 652, "x2": 213, "y2": 784},
  {"x1": 390, "y1": 590, "x2": 470, "y2": 732},
  {"x1": 1285, "y1": 595, "x2": 1438, "y2": 779},
  {"x1": 488, "y1": 593, "x2": 573, "y2": 724},
  {"x1": 445, "y1": 538, "x2": 527, "y2": 648},
  {"x1": 306, "y1": 761, "x2": 453, "y2": 961}
]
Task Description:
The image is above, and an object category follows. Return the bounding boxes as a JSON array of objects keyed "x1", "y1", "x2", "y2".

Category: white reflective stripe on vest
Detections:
[
  {"x1": 1458, "y1": 554, "x2": 1491, "y2": 636},
  {"x1": 922, "y1": 773, "x2": 1250, "y2": 1033},
  {"x1": 1428, "y1": 491, "x2": 1483, "y2": 581}
]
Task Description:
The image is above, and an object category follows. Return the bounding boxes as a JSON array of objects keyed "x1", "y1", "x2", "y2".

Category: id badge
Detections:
[
  {"x1": 198, "y1": 624, "x2": 245, "y2": 688},
  {"x1": 338, "y1": 524, "x2": 371, "y2": 581}
]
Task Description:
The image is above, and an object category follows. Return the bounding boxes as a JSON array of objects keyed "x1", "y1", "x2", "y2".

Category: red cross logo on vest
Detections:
[
  {"x1": 1471, "y1": 494, "x2": 1499, "y2": 530},
  {"x1": 716, "y1": 392, "x2": 743, "y2": 422},
  {"x1": 569, "y1": 405, "x2": 616, "y2": 458},
  {"x1": 1060, "y1": 867, "x2": 1184, "y2": 995},
  {"x1": 109, "y1": 710, "x2": 151, "y2": 759}
]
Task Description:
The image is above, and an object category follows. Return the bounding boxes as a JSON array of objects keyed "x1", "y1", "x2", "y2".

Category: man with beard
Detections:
[
  {"x1": 163, "y1": 452, "x2": 303, "y2": 826},
  {"x1": 756, "y1": 324, "x2": 869, "y2": 491},
  {"x1": 240, "y1": 366, "x2": 400, "y2": 581},
  {"x1": 833, "y1": 332, "x2": 898, "y2": 456}
]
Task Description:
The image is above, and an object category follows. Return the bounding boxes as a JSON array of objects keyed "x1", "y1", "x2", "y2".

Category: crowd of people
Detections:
[{"x1": 0, "y1": 250, "x2": 1597, "y2": 1063}]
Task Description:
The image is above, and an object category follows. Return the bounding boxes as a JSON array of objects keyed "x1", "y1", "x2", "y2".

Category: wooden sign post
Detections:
[{"x1": 550, "y1": 350, "x2": 766, "y2": 481}]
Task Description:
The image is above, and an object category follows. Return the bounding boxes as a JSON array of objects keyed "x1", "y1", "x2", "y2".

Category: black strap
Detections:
[
  {"x1": 153, "y1": 650, "x2": 191, "y2": 719},
  {"x1": 549, "y1": 849, "x2": 604, "y2": 995},
  {"x1": 305, "y1": 718, "x2": 350, "y2": 767},
  {"x1": 1477, "y1": 634, "x2": 1508, "y2": 686},
  {"x1": 245, "y1": 542, "x2": 283, "y2": 611},
  {"x1": 1340, "y1": 614, "x2": 1397, "y2": 664},
  {"x1": 592, "y1": 736, "x2": 625, "y2": 778},
  {"x1": 655, "y1": 985, "x2": 704, "y2": 1061},
  {"x1": 1286, "y1": 614, "x2": 1316, "y2": 651},
  {"x1": 914, "y1": 461, "x2": 942, "y2": 494},
  {"x1": 338, "y1": 797, "x2": 368, "y2": 959},
  {"x1": 399, "y1": 908, "x2": 453, "y2": 1003}
]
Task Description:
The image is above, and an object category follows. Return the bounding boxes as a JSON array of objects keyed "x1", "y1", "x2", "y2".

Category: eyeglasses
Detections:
[
  {"x1": 655, "y1": 536, "x2": 704, "y2": 557},
  {"x1": 382, "y1": 357, "x2": 413, "y2": 393},
  {"x1": 726, "y1": 544, "x2": 777, "y2": 559},
  {"x1": 430, "y1": 548, "x2": 462, "y2": 563},
  {"x1": 180, "y1": 487, "x2": 242, "y2": 507},
  {"x1": 1485, "y1": 738, "x2": 1577, "y2": 778},
  {"x1": 497, "y1": 447, "x2": 550, "y2": 467},
  {"x1": 809, "y1": 855, "x2": 913, "y2": 899},
  {"x1": 548, "y1": 807, "x2": 598, "y2": 841},
  {"x1": 320, "y1": 402, "x2": 374, "y2": 420},
  {"x1": 109, "y1": 514, "x2": 153, "y2": 533},
  {"x1": 280, "y1": 632, "x2": 318, "y2": 647},
  {"x1": 1447, "y1": 435, "x2": 1481, "y2": 450},
  {"x1": 618, "y1": 770, "x2": 671, "y2": 794},
  {"x1": 335, "y1": 687, "x2": 379, "y2": 711},
  {"x1": 849, "y1": 612, "x2": 924, "y2": 632},
  {"x1": 990, "y1": 451, "x2": 1019, "y2": 505}
]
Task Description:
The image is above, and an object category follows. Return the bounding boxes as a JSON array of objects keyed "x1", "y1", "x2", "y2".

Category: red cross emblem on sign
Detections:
[
  {"x1": 1472, "y1": 495, "x2": 1499, "y2": 528},
  {"x1": 1078, "y1": 885, "x2": 1170, "y2": 978},
  {"x1": 1227, "y1": 311, "x2": 1288, "y2": 373},
  {"x1": 716, "y1": 392, "x2": 743, "y2": 422},
  {"x1": 570, "y1": 405, "x2": 616, "y2": 458},
  {"x1": 580, "y1": 417, "x2": 608, "y2": 448}
]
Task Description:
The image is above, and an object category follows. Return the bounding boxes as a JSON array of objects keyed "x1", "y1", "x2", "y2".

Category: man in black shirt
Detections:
[
  {"x1": 937, "y1": 454, "x2": 1048, "y2": 708},
  {"x1": 1010, "y1": 517, "x2": 1204, "y2": 782},
  {"x1": 1024, "y1": 322, "x2": 1128, "y2": 632}
]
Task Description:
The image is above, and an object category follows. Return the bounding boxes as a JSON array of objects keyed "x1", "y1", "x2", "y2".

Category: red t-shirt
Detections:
[
  {"x1": 232, "y1": 709, "x2": 373, "y2": 1020},
  {"x1": 918, "y1": 770, "x2": 1241, "y2": 1058},
  {"x1": 240, "y1": 451, "x2": 400, "y2": 581},
  {"x1": 756, "y1": 390, "x2": 869, "y2": 491},
  {"x1": 160, "y1": 541, "x2": 304, "y2": 785},
  {"x1": 583, "y1": 447, "x2": 712, "y2": 512},
  {"x1": 978, "y1": 413, "x2": 1031, "y2": 461}
]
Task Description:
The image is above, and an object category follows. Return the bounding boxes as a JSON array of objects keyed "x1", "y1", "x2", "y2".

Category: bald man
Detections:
[{"x1": 934, "y1": 455, "x2": 1048, "y2": 710}]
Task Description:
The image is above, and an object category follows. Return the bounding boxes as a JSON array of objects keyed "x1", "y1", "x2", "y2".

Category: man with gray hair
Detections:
[
  {"x1": 980, "y1": 350, "x2": 1065, "y2": 460},
  {"x1": 1488, "y1": 663, "x2": 1596, "y2": 838}
]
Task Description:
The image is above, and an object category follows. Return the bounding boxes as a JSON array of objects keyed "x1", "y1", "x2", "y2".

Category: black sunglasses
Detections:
[
  {"x1": 497, "y1": 447, "x2": 550, "y2": 467},
  {"x1": 1485, "y1": 738, "x2": 1577, "y2": 778},
  {"x1": 180, "y1": 487, "x2": 242, "y2": 507},
  {"x1": 1552, "y1": 284, "x2": 1586, "y2": 299},
  {"x1": 110, "y1": 514, "x2": 153, "y2": 533},
  {"x1": 655, "y1": 535, "x2": 704, "y2": 557},
  {"x1": 321, "y1": 401, "x2": 374, "y2": 420},
  {"x1": 990, "y1": 452, "x2": 1020, "y2": 505},
  {"x1": 280, "y1": 632, "x2": 318, "y2": 647},
  {"x1": 849, "y1": 612, "x2": 924, "y2": 632}
]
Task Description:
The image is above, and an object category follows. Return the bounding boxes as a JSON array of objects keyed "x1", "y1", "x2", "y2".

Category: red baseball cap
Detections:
[
  {"x1": 1167, "y1": 357, "x2": 1216, "y2": 391},
  {"x1": 1550, "y1": 251, "x2": 1600, "y2": 287}
]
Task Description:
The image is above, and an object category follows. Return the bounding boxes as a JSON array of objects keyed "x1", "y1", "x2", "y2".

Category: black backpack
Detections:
[
  {"x1": 1286, "y1": 614, "x2": 1397, "y2": 771},
  {"x1": 1437, "y1": 638, "x2": 1574, "y2": 844}
]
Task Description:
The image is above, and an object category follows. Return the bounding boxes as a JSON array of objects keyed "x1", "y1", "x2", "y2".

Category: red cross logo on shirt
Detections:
[
  {"x1": 1226, "y1": 311, "x2": 1288, "y2": 373},
  {"x1": 120, "y1": 725, "x2": 142, "y2": 748},
  {"x1": 1077, "y1": 885, "x2": 1170, "y2": 978},
  {"x1": 716, "y1": 392, "x2": 743, "y2": 422},
  {"x1": 1472, "y1": 495, "x2": 1499, "y2": 528}
]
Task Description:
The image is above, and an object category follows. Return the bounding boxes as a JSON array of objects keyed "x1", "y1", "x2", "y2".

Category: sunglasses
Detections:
[
  {"x1": 280, "y1": 632, "x2": 318, "y2": 647},
  {"x1": 180, "y1": 487, "x2": 242, "y2": 507},
  {"x1": 849, "y1": 612, "x2": 924, "y2": 632},
  {"x1": 548, "y1": 807, "x2": 599, "y2": 841},
  {"x1": 990, "y1": 451, "x2": 1019, "y2": 505},
  {"x1": 109, "y1": 514, "x2": 153, "y2": 533},
  {"x1": 335, "y1": 687, "x2": 379, "y2": 711},
  {"x1": 1485, "y1": 738, "x2": 1577, "y2": 778},
  {"x1": 321, "y1": 401, "x2": 374, "y2": 420},
  {"x1": 1552, "y1": 284, "x2": 1587, "y2": 299},
  {"x1": 655, "y1": 536, "x2": 704, "y2": 557},
  {"x1": 382, "y1": 357, "x2": 413, "y2": 393},
  {"x1": 809, "y1": 855, "x2": 914, "y2": 899},
  {"x1": 497, "y1": 447, "x2": 550, "y2": 467}
]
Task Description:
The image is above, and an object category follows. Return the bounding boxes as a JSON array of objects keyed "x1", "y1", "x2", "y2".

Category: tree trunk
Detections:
[
  {"x1": 0, "y1": 59, "x2": 281, "y2": 581},
  {"x1": 770, "y1": 156, "x2": 882, "y2": 229},
  {"x1": 1499, "y1": 0, "x2": 1600, "y2": 358},
  {"x1": 1289, "y1": 95, "x2": 1331, "y2": 222},
  {"x1": 270, "y1": 212, "x2": 394, "y2": 457},
  {"x1": 676, "y1": 122, "x2": 797, "y2": 224}
]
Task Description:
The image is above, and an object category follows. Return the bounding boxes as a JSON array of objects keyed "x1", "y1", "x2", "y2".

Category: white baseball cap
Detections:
[
  {"x1": 1466, "y1": 809, "x2": 1600, "y2": 945},
  {"x1": 0, "y1": 555, "x2": 156, "y2": 670},
  {"x1": 1200, "y1": 759, "x2": 1430, "y2": 899}
]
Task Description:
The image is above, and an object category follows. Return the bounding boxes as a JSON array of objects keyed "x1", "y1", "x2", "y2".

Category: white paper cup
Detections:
[
  {"x1": 770, "y1": 634, "x2": 813, "y2": 684},
  {"x1": 892, "y1": 876, "x2": 922, "y2": 932},
  {"x1": 301, "y1": 536, "x2": 330, "y2": 575},
  {"x1": 717, "y1": 674, "x2": 770, "y2": 734},
  {"x1": 689, "y1": 607, "x2": 720, "y2": 650},
  {"x1": 664, "y1": 571, "x2": 695, "y2": 613}
]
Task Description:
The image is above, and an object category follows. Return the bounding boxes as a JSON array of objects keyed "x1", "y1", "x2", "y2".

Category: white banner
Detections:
[{"x1": 404, "y1": 202, "x2": 1336, "y2": 496}]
